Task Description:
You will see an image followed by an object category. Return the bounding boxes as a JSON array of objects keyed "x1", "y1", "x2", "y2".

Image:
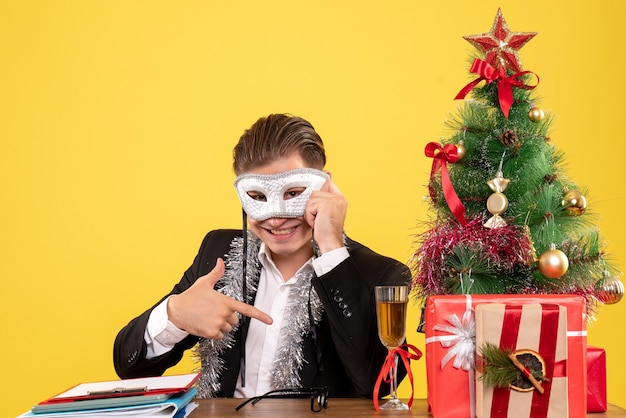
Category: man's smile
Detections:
[{"x1": 270, "y1": 227, "x2": 297, "y2": 235}]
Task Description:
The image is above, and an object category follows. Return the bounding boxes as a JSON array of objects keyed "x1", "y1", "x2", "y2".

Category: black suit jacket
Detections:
[{"x1": 114, "y1": 229, "x2": 410, "y2": 398}]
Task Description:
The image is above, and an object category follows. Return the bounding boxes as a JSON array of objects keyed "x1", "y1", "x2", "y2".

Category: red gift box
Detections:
[
  {"x1": 475, "y1": 303, "x2": 569, "y2": 418},
  {"x1": 424, "y1": 295, "x2": 587, "y2": 418},
  {"x1": 587, "y1": 346, "x2": 607, "y2": 412}
]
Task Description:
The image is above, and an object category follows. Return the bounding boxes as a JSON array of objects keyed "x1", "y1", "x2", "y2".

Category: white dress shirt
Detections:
[{"x1": 144, "y1": 244, "x2": 349, "y2": 397}]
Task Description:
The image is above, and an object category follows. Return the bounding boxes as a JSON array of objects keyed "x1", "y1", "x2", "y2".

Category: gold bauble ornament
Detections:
[
  {"x1": 456, "y1": 141, "x2": 466, "y2": 161},
  {"x1": 562, "y1": 190, "x2": 587, "y2": 216},
  {"x1": 538, "y1": 245, "x2": 569, "y2": 279},
  {"x1": 528, "y1": 107, "x2": 545, "y2": 123},
  {"x1": 594, "y1": 272, "x2": 624, "y2": 304}
]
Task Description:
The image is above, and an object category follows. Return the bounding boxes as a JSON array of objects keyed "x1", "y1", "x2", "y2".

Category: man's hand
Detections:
[
  {"x1": 305, "y1": 178, "x2": 347, "y2": 254},
  {"x1": 167, "y1": 258, "x2": 273, "y2": 339}
]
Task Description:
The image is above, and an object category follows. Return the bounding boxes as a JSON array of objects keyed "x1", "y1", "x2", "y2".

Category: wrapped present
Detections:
[
  {"x1": 424, "y1": 295, "x2": 587, "y2": 418},
  {"x1": 587, "y1": 346, "x2": 607, "y2": 412},
  {"x1": 475, "y1": 303, "x2": 568, "y2": 417}
]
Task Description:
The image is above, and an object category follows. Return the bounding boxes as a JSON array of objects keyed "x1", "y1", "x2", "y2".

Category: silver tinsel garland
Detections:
[
  {"x1": 270, "y1": 263, "x2": 323, "y2": 387},
  {"x1": 193, "y1": 232, "x2": 324, "y2": 397}
]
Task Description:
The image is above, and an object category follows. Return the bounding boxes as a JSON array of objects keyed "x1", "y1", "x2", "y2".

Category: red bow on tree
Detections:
[
  {"x1": 455, "y1": 58, "x2": 539, "y2": 118},
  {"x1": 425, "y1": 142, "x2": 467, "y2": 226}
]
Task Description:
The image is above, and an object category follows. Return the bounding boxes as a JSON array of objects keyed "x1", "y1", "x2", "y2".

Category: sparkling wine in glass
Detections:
[{"x1": 375, "y1": 285, "x2": 408, "y2": 410}]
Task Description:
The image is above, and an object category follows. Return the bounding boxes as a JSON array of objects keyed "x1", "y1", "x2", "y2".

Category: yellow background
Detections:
[{"x1": 2, "y1": 1, "x2": 624, "y2": 416}]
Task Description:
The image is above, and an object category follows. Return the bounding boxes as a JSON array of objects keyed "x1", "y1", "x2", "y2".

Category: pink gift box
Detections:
[
  {"x1": 424, "y1": 294, "x2": 587, "y2": 418},
  {"x1": 587, "y1": 346, "x2": 607, "y2": 412}
]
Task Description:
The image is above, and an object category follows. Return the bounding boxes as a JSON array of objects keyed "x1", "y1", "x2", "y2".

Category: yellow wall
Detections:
[{"x1": 2, "y1": 2, "x2": 624, "y2": 416}]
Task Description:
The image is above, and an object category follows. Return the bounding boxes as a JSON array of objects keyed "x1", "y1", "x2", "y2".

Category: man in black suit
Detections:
[{"x1": 114, "y1": 114, "x2": 410, "y2": 399}]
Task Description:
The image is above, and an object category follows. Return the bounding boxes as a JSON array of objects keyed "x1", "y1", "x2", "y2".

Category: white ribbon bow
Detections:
[{"x1": 433, "y1": 308, "x2": 476, "y2": 371}]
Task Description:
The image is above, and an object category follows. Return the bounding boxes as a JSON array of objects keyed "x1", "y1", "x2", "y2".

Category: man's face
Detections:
[{"x1": 234, "y1": 153, "x2": 327, "y2": 260}]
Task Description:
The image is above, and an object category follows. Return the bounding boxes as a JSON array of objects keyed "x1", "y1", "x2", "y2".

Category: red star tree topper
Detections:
[{"x1": 463, "y1": 8, "x2": 536, "y2": 72}]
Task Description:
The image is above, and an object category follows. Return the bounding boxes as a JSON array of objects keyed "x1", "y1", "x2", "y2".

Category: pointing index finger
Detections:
[{"x1": 228, "y1": 298, "x2": 273, "y2": 325}]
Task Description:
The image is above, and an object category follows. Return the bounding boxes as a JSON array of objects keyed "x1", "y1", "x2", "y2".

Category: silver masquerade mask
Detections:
[{"x1": 234, "y1": 168, "x2": 329, "y2": 221}]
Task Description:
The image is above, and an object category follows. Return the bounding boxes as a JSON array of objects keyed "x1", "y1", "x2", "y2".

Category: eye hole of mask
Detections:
[{"x1": 246, "y1": 187, "x2": 306, "y2": 202}]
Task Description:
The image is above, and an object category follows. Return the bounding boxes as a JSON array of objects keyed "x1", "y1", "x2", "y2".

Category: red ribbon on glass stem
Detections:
[
  {"x1": 372, "y1": 343, "x2": 422, "y2": 411},
  {"x1": 455, "y1": 58, "x2": 539, "y2": 119},
  {"x1": 425, "y1": 142, "x2": 467, "y2": 226}
]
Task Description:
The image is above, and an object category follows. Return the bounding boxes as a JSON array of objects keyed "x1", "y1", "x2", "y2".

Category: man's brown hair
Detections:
[{"x1": 233, "y1": 114, "x2": 326, "y2": 175}]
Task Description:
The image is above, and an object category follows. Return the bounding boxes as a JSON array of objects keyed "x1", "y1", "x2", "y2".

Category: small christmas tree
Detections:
[{"x1": 409, "y1": 9, "x2": 623, "y2": 311}]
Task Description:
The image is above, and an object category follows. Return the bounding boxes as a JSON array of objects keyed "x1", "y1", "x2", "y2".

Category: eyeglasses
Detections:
[{"x1": 235, "y1": 386, "x2": 329, "y2": 413}]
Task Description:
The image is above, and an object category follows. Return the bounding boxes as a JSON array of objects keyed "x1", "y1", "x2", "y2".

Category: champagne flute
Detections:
[{"x1": 375, "y1": 285, "x2": 409, "y2": 410}]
